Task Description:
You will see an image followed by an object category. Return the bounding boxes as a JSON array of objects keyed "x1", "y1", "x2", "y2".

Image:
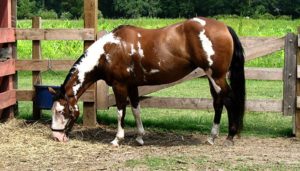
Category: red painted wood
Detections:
[
  {"x1": 0, "y1": 28, "x2": 15, "y2": 43},
  {"x1": 0, "y1": 90, "x2": 16, "y2": 109},
  {"x1": 0, "y1": 0, "x2": 11, "y2": 28},
  {"x1": 0, "y1": 59, "x2": 15, "y2": 77}
]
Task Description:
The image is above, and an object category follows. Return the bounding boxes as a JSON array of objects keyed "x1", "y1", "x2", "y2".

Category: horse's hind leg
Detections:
[
  {"x1": 128, "y1": 86, "x2": 145, "y2": 145},
  {"x1": 207, "y1": 77, "x2": 224, "y2": 145},
  {"x1": 205, "y1": 70, "x2": 230, "y2": 145},
  {"x1": 111, "y1": 83, "x2": 128, "y2": 146},
  {"x1": 209, "y1": 75, "x2": 238, "y2": 146}
]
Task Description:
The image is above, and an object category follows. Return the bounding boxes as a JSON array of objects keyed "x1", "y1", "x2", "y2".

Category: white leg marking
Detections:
[
  {"x1": 205, "y1": 69, "x2": 221, "y2": 94},
  {"x1": 199, "y1": 30, "x2": 215, "y2": 66},
  {"x1": 211, "y1": 123, "x2": 220, "y2": 137},
  {"x1": 131, "y1": 104, "x2": 145, "y2": 145},
  {"x1": 111, "y1": 110, "x2": 125, "y2": 146},
  {"x1": 207, "y1": 123, "x2": 220, "y2": 145}
]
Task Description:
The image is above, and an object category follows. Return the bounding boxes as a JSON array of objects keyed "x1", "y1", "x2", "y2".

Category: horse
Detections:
[{"x1": 49, "y1": 17, "x2": 245, "y2": 146}]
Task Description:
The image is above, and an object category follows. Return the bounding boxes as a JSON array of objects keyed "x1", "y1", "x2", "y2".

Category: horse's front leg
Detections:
[
  {"x1": 128, "y1": 86, "x2": 145, "y2": 145},
  {"x1": 131, "y1": 104, "x2": 145, "y2": 145},
  {"x1": 111, "y1": 83, "x2": 128, "y2": 147}
]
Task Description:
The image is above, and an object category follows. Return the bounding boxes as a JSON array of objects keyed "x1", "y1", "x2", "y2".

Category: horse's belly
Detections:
[{"x1": 142, "y1": 67, "x2": 194, "y2": 85}]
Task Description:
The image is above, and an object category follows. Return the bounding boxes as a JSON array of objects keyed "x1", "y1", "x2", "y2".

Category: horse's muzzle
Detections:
[{"x1": 52, "y1": 131, "x2": 69, "y2": 142}]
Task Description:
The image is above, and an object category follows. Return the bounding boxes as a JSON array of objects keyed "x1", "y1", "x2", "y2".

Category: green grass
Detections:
[
  {"x1": 125, "y1": 155, "x2": 300, "y2": 170},
  {"x1": 16, "y1": 17, "x2": 297, "y2": 138}
]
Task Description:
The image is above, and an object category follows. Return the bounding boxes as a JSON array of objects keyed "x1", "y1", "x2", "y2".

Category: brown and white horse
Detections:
[{"x1": 49, "y1": 17, "x2": 245, "y2": 146}]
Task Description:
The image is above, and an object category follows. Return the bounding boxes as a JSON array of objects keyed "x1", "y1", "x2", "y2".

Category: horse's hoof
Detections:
[
  {"x1": 135, "y1": 136, "x2": 144, "y2": 146},
  {"x1": 110, "y1": 139, "x2": 119, "y2": 147},
  {"x1": 110, "y1": 137, "x2": 123, "y2": 147},
  {"x1": 223, "y1": 139, "x2": 234, "y2": 147},
  {"x1": 206, "y1": 137, "x2": 215, "y2": 145}
]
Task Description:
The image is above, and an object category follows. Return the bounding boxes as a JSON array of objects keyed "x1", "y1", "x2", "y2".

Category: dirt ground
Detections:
[{"x1": 0, "y1": 119, "x2": 300, "y2": 171}]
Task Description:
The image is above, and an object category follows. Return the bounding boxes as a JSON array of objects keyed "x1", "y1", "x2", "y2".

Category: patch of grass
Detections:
[
  {"x1": 98, "y1": 107, "x2": 292, "y2": 137},
  {"x1": 125, "y1": 155, "x2": 300, "y2": 170},
  {"x1": 126, "y1": 155, "x2": 191, "y2": 170}
]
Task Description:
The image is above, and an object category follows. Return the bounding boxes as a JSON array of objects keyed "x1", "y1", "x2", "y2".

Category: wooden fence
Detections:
[
  {"x1": 0, "y1": 0, "x2": 16, "y2": 121},
  {"x1": 1, "y1": 0, "x2": 300, "y2": 136},
  {"x1": 14, "y1": 0, "x2": 99, "y2": 126}
]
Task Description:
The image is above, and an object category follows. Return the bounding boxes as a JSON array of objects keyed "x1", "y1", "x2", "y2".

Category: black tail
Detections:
[{"x1": 227, "y1": 26, "x2": 246, "y2": 134}]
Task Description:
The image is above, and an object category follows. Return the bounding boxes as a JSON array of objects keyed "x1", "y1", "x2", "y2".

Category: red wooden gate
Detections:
[{"x1": 0, "y1": 0, "x2": 16, "y2": 120}]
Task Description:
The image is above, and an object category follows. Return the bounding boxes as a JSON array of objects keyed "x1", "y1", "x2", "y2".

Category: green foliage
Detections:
[
  {"x1": 17, "y1": 0, "x2": 300, "y2": 19},
  {"x1": 17, "y1": 0, "x2": 37, "y2": 19},
  {"x1": 113, "y1": 0, "x2": 162, "y2": 18},
  {"x1": 61, "y1": 0, "x2": 83, "y2": 19},
  {"x1": 38, "y1": 9, "x2": 58, "y2": 19},
  {"x1": 60, "y1": 12, "x2": 73, "y2": 20}
]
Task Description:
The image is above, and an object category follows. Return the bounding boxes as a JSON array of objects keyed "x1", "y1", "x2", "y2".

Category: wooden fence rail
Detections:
[{"x1": 16, "y1": 28, "x2": 95, "y2": 40}]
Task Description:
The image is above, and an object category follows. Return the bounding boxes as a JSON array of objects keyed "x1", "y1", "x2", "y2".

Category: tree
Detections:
[
  {"x1": 17, "y1": 0, "x2": 37, "y2": 19},
  {"x1": 113, "y1": 0, "x2": 161, "y2": 18},
  {"x1": 61, "y1": 0, "x2": 83, "y2": 19}
]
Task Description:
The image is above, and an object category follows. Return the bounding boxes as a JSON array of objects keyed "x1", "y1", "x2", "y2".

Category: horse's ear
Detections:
[{"x1": 48, "y1": 87, "x2": 57, "y2": 95}]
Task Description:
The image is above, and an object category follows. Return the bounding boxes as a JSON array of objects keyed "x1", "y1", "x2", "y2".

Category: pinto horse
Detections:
[{"x1": 49, "y1": 17, "x2": 245, "y2": 146}]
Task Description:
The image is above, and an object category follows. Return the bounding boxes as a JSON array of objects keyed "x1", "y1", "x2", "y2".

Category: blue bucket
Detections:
[{"x1": 34, "y1": 85, "x2": 60, "y2": 109}]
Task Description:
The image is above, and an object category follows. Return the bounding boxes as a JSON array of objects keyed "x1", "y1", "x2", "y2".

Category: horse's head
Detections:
[{"x1": 48, "y1": 87, "x2": 79, "y2": 142}]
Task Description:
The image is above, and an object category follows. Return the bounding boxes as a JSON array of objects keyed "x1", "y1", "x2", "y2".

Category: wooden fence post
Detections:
[
  {"x1": 283, "y1": 33, "x2": 297, "y2": 116},
  {"x1": 32, "y1": 17, "x2": 42, "y2": 120},
  {"x1": 11, "y1": 0, "x2": 18, "y2": 115},
  {"x1": 296, "y1": 28, "x2": 300, "y2": 137},
  {"x1": 83, "y1": 0, "x2": 98, "y2": 127}
]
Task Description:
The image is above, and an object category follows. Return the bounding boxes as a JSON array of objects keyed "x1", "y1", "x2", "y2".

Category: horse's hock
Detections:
[{"x1": 0, "y1": 0, "x2": 300, "y2": 137}]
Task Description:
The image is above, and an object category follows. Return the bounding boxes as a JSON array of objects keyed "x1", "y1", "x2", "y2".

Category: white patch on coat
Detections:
[
  {"x1": 137, "y1": 41, "x2": 144, "y2": 57},
  {"x1": 72, "y1": 33, "x2": 121, "y2": 96},
  {"x1": 105, "y1": 53, "x2": 112, "y2": 64},
  {"x1": 148, "y1": 69, "x2": 159, "y2": 74},
  {"x1": 74, "y1": 104, "x2": 79, "y2": 112},
  {"x1": 192, "y1": 17, "x2": 206, "y2": 26},
  {"x1": 137, "y1": 33, "x2": 142, "y2": 38},
  {"x1": 51, "y1": 101, "x2": 69, "y2": 130},
  {"x1": 158, "y1": 61, "x2": 161, "y2": 66},
  {"x1": 129, "y1": 44, "x2": 136, "y2": 56},
  {"x1": 199, "y1": 30, "x2": 215, "y2": 66},
  {"x1": 205, "y1": 69, "x2": 221, "y2": 94},
  {"x1": 126, "y1": 66, "x2": 134, "y2": 73}
]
